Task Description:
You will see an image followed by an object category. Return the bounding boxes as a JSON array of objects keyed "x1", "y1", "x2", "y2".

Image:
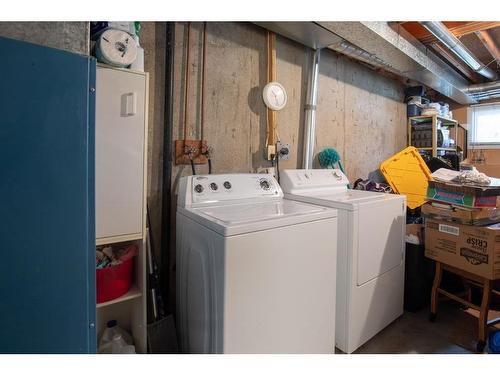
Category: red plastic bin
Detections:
[{"x1": 96, "y1": 258, "x2": 134, "y2": 304}]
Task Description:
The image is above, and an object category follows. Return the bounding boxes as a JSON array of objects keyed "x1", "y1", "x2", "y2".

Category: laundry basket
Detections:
[{"x1": 96, "y1": 257, "x2": 134, "y2": 304}]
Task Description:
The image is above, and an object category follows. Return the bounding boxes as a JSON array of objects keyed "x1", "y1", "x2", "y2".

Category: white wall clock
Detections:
[{"x1": 262, "y1": 81, "x2": 288, "y2": 111}]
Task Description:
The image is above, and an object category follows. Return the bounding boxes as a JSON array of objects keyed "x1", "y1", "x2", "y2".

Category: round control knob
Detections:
[
  {"x1": 260, "y1": 179, "x2": 271, "y2": 190},
  {"x1": 194, "y1": 184, "x2": 204, "y2": 193},
  {"x1": 209, "y1": 182, "x2": 218, "y2": 191},
  {"x1": 223, "y1": 181, "x2": 232, "y2": 189}
]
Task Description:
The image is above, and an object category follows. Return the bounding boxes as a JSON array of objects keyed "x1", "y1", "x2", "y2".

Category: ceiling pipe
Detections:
[
  {"x1": 471, "y1": 89, "x2": 500, "y2": 98},
  {"x1": 464, "y1": 80, "x2": 500, "y2": 94},
  {"x1": 420, "y1": 21, "x2": 498, "y2": 81},
  {"x1": 472, "y1": 91, "x2": 500, "y2": 99},
  {"x1": 302, "y1": 48, "x2": 321, "y2": 170},
  {"x1": 474, "y1": 92, "x2": 500, "y2": 101},
  {"x1": 475, "y1": 30, "x2": 500, "y2": 66},
  {"x1": 330, "y1": 40, "x2": 401, "y2": 75},
  {"x1": 429, "y1": 42, "x2": 480, "y2": 83}
]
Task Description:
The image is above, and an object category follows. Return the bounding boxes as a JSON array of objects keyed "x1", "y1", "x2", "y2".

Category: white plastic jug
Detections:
[{"x1": 98, "y1": 320, "x2": 134, "y2": 354}]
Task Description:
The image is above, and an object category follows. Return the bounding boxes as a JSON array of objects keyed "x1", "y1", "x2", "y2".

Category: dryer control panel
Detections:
[
  {"x1": 280, "y1": 169, "x2": 350, "y2": 195},
  {"x1": 178, "y1": 174, "x2": 283, "y2": 207}
]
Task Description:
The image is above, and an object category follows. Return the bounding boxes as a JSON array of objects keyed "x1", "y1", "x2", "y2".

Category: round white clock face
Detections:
[{"x1": 262, "y1": 82, "x2": 287, "y2": 111}]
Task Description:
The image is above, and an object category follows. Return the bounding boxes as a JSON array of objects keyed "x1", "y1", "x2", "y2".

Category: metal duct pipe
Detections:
[
  {"x1": 330, "y1": 39, "x2": 400, "y2": 75},
  {"x1": 473, "y1": 89, "x2": 500, "y2": 96},
  {"x1": 474, "y1": 92, "x2": 500, "y2": 101},
  {"x1": 302, "y1": 48, "x2": 321, "y2": 169},
  {"x1": 464, "y1": 80, "x2": 500, "y2": 94},
  {"x1": 471, "y1": 89, "x2": 500, "y2": 99},
  {"x1": 420, "y1": 21, "x2": 498, "y2": 81}
]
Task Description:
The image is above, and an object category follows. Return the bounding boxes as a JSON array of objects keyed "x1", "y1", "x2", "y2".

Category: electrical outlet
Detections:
[{"x1": 277, "y1": 142, "x2": 291, "y2": 160}]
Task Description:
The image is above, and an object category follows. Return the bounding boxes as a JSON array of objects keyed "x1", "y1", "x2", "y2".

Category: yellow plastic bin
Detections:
[{"x1": 380, "y1": 146, "x2": 433, "y2": 209}]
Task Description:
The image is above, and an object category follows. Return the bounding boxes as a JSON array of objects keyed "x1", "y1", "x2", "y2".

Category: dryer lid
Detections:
[
  {"x1": 285, "y1": 189, "x2": 401, "y2": 211},
  {"x1": 303, "y1": 189, "x2": 387, "y2": 203}
]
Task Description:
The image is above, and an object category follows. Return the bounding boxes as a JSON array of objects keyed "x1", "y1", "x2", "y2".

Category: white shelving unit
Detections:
[{"x1": 95, "y1": 65, "x2": 149, "y2": 353}]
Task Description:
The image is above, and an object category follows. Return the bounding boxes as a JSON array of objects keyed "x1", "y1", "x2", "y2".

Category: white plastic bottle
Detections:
[
  {"x1": 98, "y1": 320, "x2": 134, "y2": 354},
  {"x1": 111, "y1": 334, "x2": 128, "y2": 353}
]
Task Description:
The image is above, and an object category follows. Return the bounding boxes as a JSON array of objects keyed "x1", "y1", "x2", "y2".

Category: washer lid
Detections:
[{"x1": 179, "y1": 199, "x2": 337, "y2": 236}]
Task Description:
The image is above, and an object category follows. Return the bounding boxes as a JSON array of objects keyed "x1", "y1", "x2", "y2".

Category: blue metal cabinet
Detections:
[{"x1": 0, "y1": 37, "x2": 96, "y2": 353}]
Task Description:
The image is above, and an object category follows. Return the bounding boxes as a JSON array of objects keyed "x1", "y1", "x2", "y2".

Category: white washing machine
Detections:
[
  {"x1": 280, "y1": 169, "x2": 406, "y2": 353},
  {"x1": 176, "y1": 173, "x2": 338, "y2": 354}
]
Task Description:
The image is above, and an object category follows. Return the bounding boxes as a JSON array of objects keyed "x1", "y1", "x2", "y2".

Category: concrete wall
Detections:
[
  {"x1": 140, "y1": 22, "x2": 167, "y2": 262},
  {"x1": 0, "y1": 22, "x2": 89, "y2": 54},
  {"x1": 171, "y1": 22, "x2": 406, "y2": 187}
]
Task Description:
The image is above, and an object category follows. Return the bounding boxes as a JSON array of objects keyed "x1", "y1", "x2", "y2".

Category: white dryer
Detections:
[
  {"x1": 280, "y1": 169, "x2": 406, "y2": 353},
  {"x1": 176, "y1": 173, "x2": 338, "y2": 354}
]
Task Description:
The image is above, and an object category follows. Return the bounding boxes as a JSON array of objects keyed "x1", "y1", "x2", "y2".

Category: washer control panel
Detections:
[
  {"x1": 280, "y1": 169, "x2": 350, "y2": 194},
  {"x1": 179, "y1": 174, "x2": 283, "y2": 206}
]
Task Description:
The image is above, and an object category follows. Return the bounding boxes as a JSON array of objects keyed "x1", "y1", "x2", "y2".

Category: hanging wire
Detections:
[
  {"x1": 200, "y1": 21, "x2": 207, "y2": 142},
  {"x1": 183, "y1": 22, "x2": 191, "y2": 142},
  {"x1": 183, "y1": 22, "x2": 197, "y2": 175},
  {"x1": 200, "y1": 22, "x2": 214, "y2": 174},
  {"x1": 275, "y1": 142, "x2": 280, "y2": 183},
  {"x1": 265, "y1": 30, "x2": 272, "y2": 151},
  {"x1": 190, "y1": 159, "x2": 196, "y2": 175}
]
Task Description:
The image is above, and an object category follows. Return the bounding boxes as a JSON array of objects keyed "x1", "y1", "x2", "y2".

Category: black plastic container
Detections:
[
  {"x1": 405, "y1": 85, "x2": 426, "y2": 98},
  {"x1": 404, "y1": 243, "x2": 435, "y2": 312},
  {"x1": 407, "y1": 103, "x2": 421, "y2": 117}
]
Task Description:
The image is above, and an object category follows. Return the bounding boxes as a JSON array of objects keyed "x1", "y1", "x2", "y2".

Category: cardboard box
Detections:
[
  {"x1": 421, "y1": 202, "x2": 500, "y2": 225},
  {"x1": 425, "y1": 218, "x2": 500, "y2": 280},
  {"x1": 427, "y1": 180, "x2": 500, "y2": 208}
]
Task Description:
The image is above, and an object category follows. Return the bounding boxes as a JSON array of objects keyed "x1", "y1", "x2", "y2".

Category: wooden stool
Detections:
[{"x1": 429, "y1": 261, "x2": 500, "y2": 352}]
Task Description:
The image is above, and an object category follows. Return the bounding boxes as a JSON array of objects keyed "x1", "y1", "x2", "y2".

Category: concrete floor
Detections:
[{"x1": 348, "y1": 301, "x2": 500, "y2": 354}]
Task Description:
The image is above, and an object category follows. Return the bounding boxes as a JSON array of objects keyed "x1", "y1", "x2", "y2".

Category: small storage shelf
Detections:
[
  {"x1": 408, "y1": 114, "x2": 459, "y2": 157},
  {"x1": 94, "y1": 65, "x2": 149, "y2": 353},
  {"x1": 97, "y1": 285, "x2": 142, "y2": 309}
]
